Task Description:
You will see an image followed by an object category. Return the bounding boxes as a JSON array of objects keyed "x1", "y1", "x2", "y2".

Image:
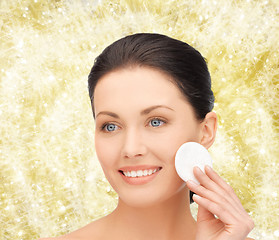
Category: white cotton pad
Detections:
[{"x1": 175, "y1": 142, "x2": 213, "y2": 184}]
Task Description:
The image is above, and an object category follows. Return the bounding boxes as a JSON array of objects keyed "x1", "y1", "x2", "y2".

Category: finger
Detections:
[
  {"x1": 193, "y1": 166, "x2": 243, "y2": 215},
  {"x1": 196, "y1": 201, "x2": 216, "y2": 223},
  {"x1": 204, "y1": 166, "x2": 245, "y2": 210},
  {"x1": 194, "y1": 166, "x2": 251, "y2": 223},
  {"x1": 194, "y1": 194, "x2": 255, "y2": 237},
  {"x1": 192, "y1": 194, "x2": 238, "y2": 225},
  {"x1": 188, "y1": 170, "x2": 254, "y2": 235},
  {"x1": 187, "y1": 180, "x2": 241, "y2": 221}
]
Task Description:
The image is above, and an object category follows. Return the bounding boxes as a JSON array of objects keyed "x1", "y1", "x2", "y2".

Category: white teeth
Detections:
[
  {"x1": 123, "y1": 168, "x2": 160, "y2": 178},
  {"x1": 137, "y1": 170, "x2": 143, "y2": 177}
]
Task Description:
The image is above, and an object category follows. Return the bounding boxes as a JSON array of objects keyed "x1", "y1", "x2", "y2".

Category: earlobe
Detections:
[{"x1": 199, "y1": 112, "x2": 218, "y2": 149}]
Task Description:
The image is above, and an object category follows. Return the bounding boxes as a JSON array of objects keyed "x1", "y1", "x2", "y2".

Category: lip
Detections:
[{"x1": 119, "y1": 165, "x2": 162, "y2": 185}]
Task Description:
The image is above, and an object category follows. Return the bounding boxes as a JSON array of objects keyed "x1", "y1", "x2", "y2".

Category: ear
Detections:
[{"x1": 199, "y1": 112, "x2": 218, "y2": 149}]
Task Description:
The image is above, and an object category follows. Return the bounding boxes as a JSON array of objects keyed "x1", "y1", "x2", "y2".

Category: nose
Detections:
[{"x1": 121, "y1": 127, "x2": 147, "y2": 159}]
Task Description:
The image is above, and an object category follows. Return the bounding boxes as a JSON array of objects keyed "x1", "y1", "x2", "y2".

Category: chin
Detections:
[
  {"x1": 119, "y1": 195, "x2": 166, "y2": 208},
  {"x1": 117, "y1": 183, "x2": 188, "y2": 209}
]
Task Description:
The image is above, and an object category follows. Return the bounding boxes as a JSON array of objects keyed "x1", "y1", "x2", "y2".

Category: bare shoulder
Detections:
[
  {"x1": 37, "y1": 237, "x2": 77, "y2": 240},
  {"x1": 37, "y1": 238, "x2": 62, "y2": 240},
  {"x1": 37, "y1": 213, "x2": 116, "y2": 240},
  {"x1": 36, "y1": 226, "x2": 95, "y2": 240},
  {"x1": 38, "y1": 217, "x2": 109, "y2": 240},
  {"x1": 246, "y1": 238, "x2": 254, "y2": 240},
  {"x1": 37, "y1": 235, "x2": 83, "y2": 240},
  {"x1": 37, "y1": 238, "x2": 59, "y2": 240},
  {"x1": 37, "y1": 230, "x2": 93, "y2": 240}
]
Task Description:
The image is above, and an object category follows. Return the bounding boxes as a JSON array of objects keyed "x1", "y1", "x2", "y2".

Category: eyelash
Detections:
[
  {"x1": 100, "y1": 117, "x2": 167, "y2": 133},
  {"x1": 100, "y1": 122, "x2": 119, "y2": 132},
  {"x1": 149, "y1": 118, "x2": 166, "y2": 127}
]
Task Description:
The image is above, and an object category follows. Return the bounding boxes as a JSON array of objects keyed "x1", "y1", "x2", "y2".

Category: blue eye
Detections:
[
  {"x1": 103, "y1": 123, "x2": 118, "y2": 132},
  {"x1": 150, "y1": 118, "x2": 165, "y2": 127}
]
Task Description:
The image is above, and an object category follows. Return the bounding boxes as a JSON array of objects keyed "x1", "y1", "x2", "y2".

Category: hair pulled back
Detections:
[{"x1": 88, "y1": 33, "x2": 215, "y2": 203}]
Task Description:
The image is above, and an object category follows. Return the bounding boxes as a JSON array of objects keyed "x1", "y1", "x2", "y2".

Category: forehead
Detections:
[{"x1": 93, "y1": 66, "x2": 187, "y2": 113}]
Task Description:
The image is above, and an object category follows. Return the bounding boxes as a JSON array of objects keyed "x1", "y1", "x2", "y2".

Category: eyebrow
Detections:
[{"x1": 96, "y1": 105, "x2": 174, "y2": 119}]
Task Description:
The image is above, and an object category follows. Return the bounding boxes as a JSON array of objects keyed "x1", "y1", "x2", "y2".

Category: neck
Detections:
[{"x1": 109, "y1": 188, "x2": 196, "y2": 240}]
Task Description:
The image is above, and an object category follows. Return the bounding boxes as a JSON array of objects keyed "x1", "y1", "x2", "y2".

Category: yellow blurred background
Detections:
[{"x1": 0, "y1": 0, "x2": 278, "y2": 239}]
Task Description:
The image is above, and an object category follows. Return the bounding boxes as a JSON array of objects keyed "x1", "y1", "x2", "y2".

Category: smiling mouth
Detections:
[{"x1": 119, "y1": 167, "x2": 162, "y2": 178}]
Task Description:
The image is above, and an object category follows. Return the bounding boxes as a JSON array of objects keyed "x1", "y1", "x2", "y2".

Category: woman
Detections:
[{"x1": 41, "y1": 33, "x2": 254, "y2": 239}]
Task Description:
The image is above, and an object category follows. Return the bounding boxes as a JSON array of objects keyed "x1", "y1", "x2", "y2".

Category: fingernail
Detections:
[
  {"x1": 205, "y1": 165, "x2": 213, "y2": 171},
  {"x1": 194, "y1": 166, "x2": 203, "y2": 173},
  {"x1": 193, "y1": 194, "x2": 201, "y2": 200}
]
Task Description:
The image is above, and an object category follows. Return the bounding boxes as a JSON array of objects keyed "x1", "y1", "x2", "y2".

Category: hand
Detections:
[{"x1": 186, "y1": 166, "x2": 254, "y2": 240}]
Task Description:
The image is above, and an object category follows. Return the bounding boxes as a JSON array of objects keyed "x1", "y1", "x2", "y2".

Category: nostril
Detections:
[{"x1": 124, "y1": 153, "x2": 143, "y2": 159}]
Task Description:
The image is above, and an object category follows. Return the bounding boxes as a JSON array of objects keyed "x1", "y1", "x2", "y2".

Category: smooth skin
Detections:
[{"x1": 39, "y1": 66, "x2": 254, "y2": 240}]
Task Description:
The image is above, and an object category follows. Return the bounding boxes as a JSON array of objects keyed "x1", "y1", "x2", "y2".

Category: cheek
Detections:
[
  {"x1": 150, "y1": 125, "x2": 200, "y2": 163},
  {"x1": 94, "y1": 136, "x2": 120, "y2": 170}
]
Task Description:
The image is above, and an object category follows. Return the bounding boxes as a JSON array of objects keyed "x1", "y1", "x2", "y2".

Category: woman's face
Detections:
[{"x1": 94, "y1": 66, "x2": 204, "y2": 207}]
